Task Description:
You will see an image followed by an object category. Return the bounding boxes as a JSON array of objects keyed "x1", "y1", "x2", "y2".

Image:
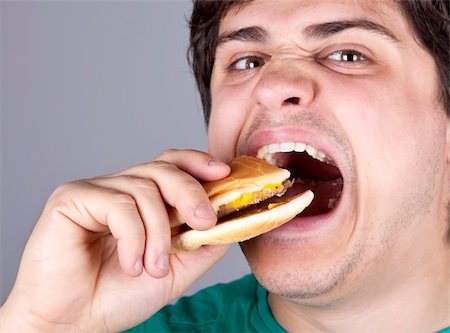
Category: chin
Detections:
[
  {"x1": 239, "y1": 195, "x2": 365, "y2": 303},
  {"x1": 242, "y1": 239, "x2": 365, "y2": 304}
]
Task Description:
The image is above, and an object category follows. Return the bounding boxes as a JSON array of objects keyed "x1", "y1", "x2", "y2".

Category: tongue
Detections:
[{"x1": 285, "y1": 178, "x2": 343, "y2": 216}]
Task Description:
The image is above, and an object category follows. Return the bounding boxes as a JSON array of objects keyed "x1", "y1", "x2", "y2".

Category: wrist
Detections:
[
  {"x1": 0, "y1": 302, "x2": 41, "y2": 333},
  {"x1": 0, "y1": 299, "x2": 80, "y2": 333}
]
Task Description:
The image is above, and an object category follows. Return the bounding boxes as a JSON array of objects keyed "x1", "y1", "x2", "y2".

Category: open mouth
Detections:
[{"x1": 256, "y1": 142, "x2": 343, "y2": 217}]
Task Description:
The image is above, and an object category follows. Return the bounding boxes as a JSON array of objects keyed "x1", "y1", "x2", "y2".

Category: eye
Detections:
[
  {"x1": 328, "y1": 50, "x2": 367, "y2": 63},
  {"x1": 230, "y1": 55, "x2": 266, "y2": 70}
]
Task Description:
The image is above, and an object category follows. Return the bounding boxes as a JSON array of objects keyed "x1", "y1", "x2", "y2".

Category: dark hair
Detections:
[
  {"x1": 188, "y1": 0, "x2": 449, "y2": 124},
  {"x1": 394, "y1": 0, "x2": 449, "y2": 113},
  {"x1": 188, "y1": 0, "x2": 248, "y2": 124}
]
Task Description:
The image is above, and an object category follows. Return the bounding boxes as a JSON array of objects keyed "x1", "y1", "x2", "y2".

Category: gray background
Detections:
[{"x1": 1, "y1": 0, "x2": 250, "y2": 304}]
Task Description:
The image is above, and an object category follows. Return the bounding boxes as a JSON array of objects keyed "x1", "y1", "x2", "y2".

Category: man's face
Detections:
[{"x1": 208, "y1": 0, "x2": 449, "y2": 303}]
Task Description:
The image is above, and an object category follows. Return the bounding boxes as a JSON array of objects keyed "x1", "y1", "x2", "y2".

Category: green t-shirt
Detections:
[
  {"x1": 123, "y1": 274, "x2": 282, "y2": 332},
  {"x1": 124, "y1": 274, "x2": 450, "y2": 333}
]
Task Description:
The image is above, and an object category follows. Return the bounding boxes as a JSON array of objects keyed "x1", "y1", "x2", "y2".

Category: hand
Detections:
[{"x1": 0, "y1": 149, "x2": 230, "y2": 333}]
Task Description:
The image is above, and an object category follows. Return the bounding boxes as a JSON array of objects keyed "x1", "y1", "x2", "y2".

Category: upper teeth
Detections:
[{"x1": 256, "y1": 142, "x2": 332, "y2": 165}]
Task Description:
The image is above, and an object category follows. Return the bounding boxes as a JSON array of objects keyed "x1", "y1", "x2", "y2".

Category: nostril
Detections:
[{"x1": 284, "y1": 97, "x2": 300, "y2": 105}]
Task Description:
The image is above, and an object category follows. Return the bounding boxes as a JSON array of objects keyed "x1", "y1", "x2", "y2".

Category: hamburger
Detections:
[{"x1": 170, "y1": 156, "x2": 314, "y2": 252}]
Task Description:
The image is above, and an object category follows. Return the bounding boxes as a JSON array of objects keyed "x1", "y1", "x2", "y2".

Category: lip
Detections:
[
  {"x1": 247, "y1": 181, "x2": 354, "y2": 247},
  {"x1": 265, "y1": 181, "x2": 349, "y2": 239},
  {"x1": 243, "y1": 127, "x2": 352, "y2": 239}
]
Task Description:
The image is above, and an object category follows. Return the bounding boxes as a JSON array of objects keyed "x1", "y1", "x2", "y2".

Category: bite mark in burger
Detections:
[{"x1": 170, "y1": 156, "x2": 314, "y2": 252}]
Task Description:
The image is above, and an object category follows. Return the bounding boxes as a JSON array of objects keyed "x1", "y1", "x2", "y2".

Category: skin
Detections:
[
  {"x1": 209, "y1": 0, "x2": 449, "y2": 331},
  {"x1": 0, "y1": 151, "x2": 231, "y2": 332},
  {"x1": 0, "y1": 0, "x2": 448, "y2": 332}
]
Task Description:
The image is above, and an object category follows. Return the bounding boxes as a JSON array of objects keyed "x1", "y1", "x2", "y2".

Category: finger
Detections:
[
  {"x1": 114, "y1": 150, "x2": 229, "y2": 183},
  {"x1": 109, "y1": 149, "x2": 230, "y2": 230},
  {"x1": 110, "y1": 161, "x2": 218, "y2": 231},
  {"x1": 87, "y1": 176, "x2": 171, "y2": 278},
  {"x1": 146, "y1": 162, "x2": 218, "y2": 230},
  {"x1": 155, "y1": 149, "x2": 230, "y2": 182},
  {"x1": 48, "y1": 181, "x2": 146, "y2": 277}
]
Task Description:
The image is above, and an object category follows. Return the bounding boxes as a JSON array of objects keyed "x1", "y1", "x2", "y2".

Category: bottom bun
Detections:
[{"x1": 171, "y1": 190, "x2": 314, "y2": 252}]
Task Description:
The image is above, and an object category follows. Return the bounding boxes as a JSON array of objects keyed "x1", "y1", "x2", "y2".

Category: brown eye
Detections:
[
  {"x1": 231, "y1": 55, "x2": 266, "y2": 70},
  {"x1": 328, "y1": 50, "x2": 367, "y2": 62}
]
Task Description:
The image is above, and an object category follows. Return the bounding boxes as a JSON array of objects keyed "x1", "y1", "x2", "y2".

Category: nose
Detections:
[{"x1": 252, "y1": 59, "x2": 315, "y2": 111}]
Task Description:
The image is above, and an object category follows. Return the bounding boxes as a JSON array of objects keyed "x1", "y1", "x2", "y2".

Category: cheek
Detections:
[
  {"x1": 208, "y1": 83, "x2": 252, "y2": 161},
  {"x1": 335, "y1": 74, "x2": 446, "y2": 215},
  {"x1": 334, "y1": 44, "x2": 442, "y2": 170}
]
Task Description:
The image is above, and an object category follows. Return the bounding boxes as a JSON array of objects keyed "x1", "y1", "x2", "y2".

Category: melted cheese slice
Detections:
[{"x1": 221, "y1": 183, "x2": 284, "y2": 211}]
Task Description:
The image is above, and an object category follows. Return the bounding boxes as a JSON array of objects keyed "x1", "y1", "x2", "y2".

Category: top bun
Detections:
[{"x1": 204, "y1": 156, "x2": 291, "y2": 217}]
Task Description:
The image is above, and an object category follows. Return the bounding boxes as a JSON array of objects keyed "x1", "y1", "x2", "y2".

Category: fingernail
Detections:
[
  {"x1": 156, "y1": 254, "x2": 168, "y2": 271},
  {"x1": 194, "y1": 202, "x2": 216, "y2": 219},
  {"x1": 134, "y1": 258, "x2": 143, "y2": 273}
]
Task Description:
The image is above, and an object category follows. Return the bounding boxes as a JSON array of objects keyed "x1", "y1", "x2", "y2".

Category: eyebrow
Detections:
[
  {"x1": 216, "y1": 26, "x2": 268, "y2": 47},
  {"x1": 216, "y1": 19, "x2": 399, "y2": 47},
  {"x1": 304, "y1": 19, "x2": 399, "y2": 42}
]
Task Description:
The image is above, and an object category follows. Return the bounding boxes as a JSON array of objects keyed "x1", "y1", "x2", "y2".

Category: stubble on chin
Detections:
[{"x1": 241, "y1": 238, "x2": 365, "y2": 306}]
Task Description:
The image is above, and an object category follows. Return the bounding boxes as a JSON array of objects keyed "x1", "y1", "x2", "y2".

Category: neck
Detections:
[{"x1": 268, "y1": 244, "x2": 449, "y2": 332}]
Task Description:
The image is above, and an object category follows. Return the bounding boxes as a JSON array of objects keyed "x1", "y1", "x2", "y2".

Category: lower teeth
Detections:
[
  {"x1": 291, "y1": 177, "x2": 343, "y2": 216},
  {"x1": 327, "y1": 190, "x2": 342, "y2": 209}
]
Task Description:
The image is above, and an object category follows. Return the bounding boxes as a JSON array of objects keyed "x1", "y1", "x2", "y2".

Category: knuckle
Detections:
[
  {"x1": 148, "y1": 160, "x2": 179, "y2": 173},
  {"x1": 44, "y1": 181, "x2": 91, "y2": 221},
  {"x1": 50, "y1": 180, "x2": 85, "y2": 200},
  {"x1": 133, "y1": 178, "x2": 160, "y2": 194},
  {"x1": 113, "y1": 175, "x2": 161, "y2": 196},
  {"x1": 182, "y1": 180, "x2": 205, "y2": 197},
  {"x1": 112, "y1": 193, "x2": 137, "y2": 208},
  {"x1": 110, "y1": 194, "x2": 140, "y2": 218},
  {"x1": 150, "y1": 160, "x2": 171, "y2": 168},
  {"x1": 155, "y1": 148, "x2": 179, "y2": 161}
]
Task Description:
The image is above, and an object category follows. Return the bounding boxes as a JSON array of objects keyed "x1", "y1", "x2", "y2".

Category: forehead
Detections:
[{"x1": 219, "y1": 0, "x2": 405, "y2": 36}]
